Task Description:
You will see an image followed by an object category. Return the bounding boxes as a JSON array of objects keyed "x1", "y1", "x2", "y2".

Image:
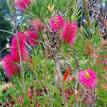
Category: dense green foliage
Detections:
[{"x1": 0, "y1": 0, "x2": 107, "y2": 107}]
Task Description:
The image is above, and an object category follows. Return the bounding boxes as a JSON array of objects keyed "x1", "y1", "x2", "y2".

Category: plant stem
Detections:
[
  {"x1": 82, "y1": 0, "x2": 91, "y2": 28},
  {"x1": 55, "y1": 55, "x2": 68, "y2": 107},
  {"x1": 42, "y1": 26, "x2": 68, "y2": 107},
  {"x1": 75, "y1": 72, "x2": 79, "y2": 107},
  {"x1": 15, "y1": 31, "x2": 25, "y2": 96},
  {"x1": 17, "y1": 35, "x2": 25, "y2": 93},
  {"x1": 73, "y1": 47, "x2": 81, "y2": 107},
  {"x1": 0, "y1": 29, "x2": 16, "y2": 35}
]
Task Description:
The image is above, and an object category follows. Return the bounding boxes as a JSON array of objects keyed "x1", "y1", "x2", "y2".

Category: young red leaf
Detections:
[{"x1": 63, "y1": 67, "x2": 70, "y2": 82}]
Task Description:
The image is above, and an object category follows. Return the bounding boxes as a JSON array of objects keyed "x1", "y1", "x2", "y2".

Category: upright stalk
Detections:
[
  {"x1": 73, "y1": 47, "x2": 81, "y2": 107},
  {"x1": 75, "y1": 71, "x2": 79, "y2": 107},
  {"x1": 55, "y1": 55, "x2": 68, "y2": 107},
  {"x1": 82, "y1": 0, "x2": 91, "y2": 28},
  {"x1": 42, "y1": 27, "x2": 68, "y2": 107},
  {"x1": 16, "y1": 35, "x2": 25, "y2": 93},
  {"x1": 14, "y1": 24, "x2": 26, "y2": 96}
]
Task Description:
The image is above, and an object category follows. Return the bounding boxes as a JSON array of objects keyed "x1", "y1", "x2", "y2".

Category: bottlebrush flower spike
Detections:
[
  {"x1": 63, "y1": 22, "x2": 78, "y2": 45},
  {"x1": 2, "y1": 54, "x2": 20, "y2": 78},
  {"x1": 50, "y1": 15, "x2": 64, "y2": 32},
  {"x1": 32, "y1": 19, "x2": 44, "y2": 32},
  {"x1": 24, "y1": 30, "x2": 39, "y2": 46},
  {"x1": 63, "y1": 67, "x2": 70, "y2": 82},
  {"x1": 15, "y1": 0, "x2": 31, "y2": 11},
  {"x1": 79, "y1": 69, "x2": 97, "y2": 89},
  {"x1": 10, "y1": 32, "x2": 29, "y2": 62}
]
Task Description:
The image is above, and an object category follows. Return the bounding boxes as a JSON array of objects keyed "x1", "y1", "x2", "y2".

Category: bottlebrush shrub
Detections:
[
  {"x1": 79, "y1": 69, "x2": 97, "y2": 89},
  {"x1": 1, "y1": 14, "x2": 98, "y2": 106},
  {"x1": 10, "y1": 32, "x2": 29, "y2": 62},
  {"x1": 50, "y1": 15, "x2": 64, "y2": 32},
  {"x1": 2, "y1": 54, "x2": 20, "y2": 78},
  {"x1": 49, "y1": 15, "x2": 78, "y2": 45},
  {"x1": 24, "y1": 30, "x2": 39, "y2": 47},
  {"x1": 62, "y1": 22, "x2": 78, "y2": 45},
  {"x1": 1, "y1": 0, "x2": 101, "y2": 106},
  {"x1": 2, "y1": 31, "x2": 39, "y2": 78},
  {"x1": 32, "y1": 19, "x2": 44, "y2": 32},
  {"x1": 15, "y1": 0, "x2": 31, "y2": 11}
]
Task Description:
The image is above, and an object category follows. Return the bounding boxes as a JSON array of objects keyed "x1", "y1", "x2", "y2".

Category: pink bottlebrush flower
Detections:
[
  {"x1": 10, "y1": 32, "x2": 29, "y2": 62},
  {"x1": 32, "y1": 19, "x2": 44, "y2": 32},
  {"x1": 2, "y1": 54, "x2": 20, "y2": 78},
  {"x1": 50, "y1": 15, "x2": 64, "y2": 32},
  {"x1": 79, "y1": 69, "x2": 97, "y2": 89},
  {"x1": 24, "y1": 30, "x2": 39, "y2": 47},
  {"x1": 63, "y1": 22, "x2": 78, "y2": 44},
  {"x1": 15, "y1": 0, "x2": 31, "y2": 11}
]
